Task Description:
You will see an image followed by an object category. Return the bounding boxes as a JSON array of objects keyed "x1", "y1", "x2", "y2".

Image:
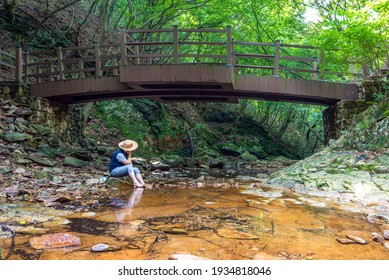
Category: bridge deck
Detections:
[{"x1": 31, "y1": 65, "x2": 359, "y2": 105}]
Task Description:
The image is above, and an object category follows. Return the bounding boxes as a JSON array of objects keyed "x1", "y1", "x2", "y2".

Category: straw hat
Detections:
[{"x1": 118, "y1": 139, "x2": 138, "y2": 151}]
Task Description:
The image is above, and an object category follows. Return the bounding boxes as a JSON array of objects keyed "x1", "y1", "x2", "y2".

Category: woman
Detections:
[{"x1": 109, "y1": 139, "x2": 146, "y2": 188}]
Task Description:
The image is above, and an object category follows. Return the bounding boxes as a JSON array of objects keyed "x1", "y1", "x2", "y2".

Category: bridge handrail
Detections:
[{"x1": 1, "y1": 26, "x2": 385, "y2": 84}]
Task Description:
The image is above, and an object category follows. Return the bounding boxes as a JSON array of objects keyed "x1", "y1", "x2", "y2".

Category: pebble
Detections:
[
  {"x1": 91, "y1": 243, "x2": 110, "y2": 252},
  {"x1": 384, "y1": 230, "x2": 389, "y2": 240}
]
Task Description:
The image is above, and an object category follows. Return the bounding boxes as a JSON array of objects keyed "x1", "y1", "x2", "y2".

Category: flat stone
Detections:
[
  {"x1": 336, "y1": 238, "x2": 357, "y2": 244},
  {"x1": 2, "y1": 132, "x2": 31, "y2": 142},
  {"x1": 216, "y1": 228, "x2": 259, "y2": 240},
  {"x1": 30, "y1": 157, "x2": 55, "y2": 167},
  {"x1": 29, "y1": 233, "x2": 81, "y2": 249},
  {"x1": 346, "y1": 235, "x2": 368, "y2": 245},
  {"x1": 31, "y1": 124, "x2": 50, "y2": 135},
  {"x1": 64, "y1": 156, "x2": 89, "y2": 167}
]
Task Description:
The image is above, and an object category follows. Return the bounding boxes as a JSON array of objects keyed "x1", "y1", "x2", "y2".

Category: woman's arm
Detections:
[{"x1": 117, "y1": 152, "x2": 132, "y2": 165}]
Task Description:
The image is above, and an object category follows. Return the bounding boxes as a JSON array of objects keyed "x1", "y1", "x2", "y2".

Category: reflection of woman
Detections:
[{"x1": 109, "y1": 140, "x2": 146, "y2": 188}]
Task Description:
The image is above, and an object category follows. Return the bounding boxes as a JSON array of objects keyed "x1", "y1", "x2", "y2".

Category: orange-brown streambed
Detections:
[{"x1": 1, "y1": 181, "x2": 388, "y2": 260}]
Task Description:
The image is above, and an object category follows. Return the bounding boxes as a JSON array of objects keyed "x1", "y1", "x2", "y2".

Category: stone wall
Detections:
[
  {"x1": 0, "y1": 82, "x2": 82, "y2": 145},
  {"x1": 323, "y1": 80, "x2": 388, "y2": 144},
  {"x1": 323, "y1": 100, "x2": 370, "y2": 144},
  {"x1": 361, "y1": 80, "x2": 389, "y2": 101}
]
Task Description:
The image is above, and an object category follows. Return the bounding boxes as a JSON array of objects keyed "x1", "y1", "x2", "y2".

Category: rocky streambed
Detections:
[{"x1": 1, "y1": 138, "x2": 389, "y2": 260}]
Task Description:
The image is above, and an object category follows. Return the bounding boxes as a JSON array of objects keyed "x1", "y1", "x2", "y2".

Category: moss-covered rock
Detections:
[
  {"x1": 64, "y1": 156, "x2": 89, "y2": 167},
  {"x1": 240, "y1": 151, "x2": 258, "y2": 161}
]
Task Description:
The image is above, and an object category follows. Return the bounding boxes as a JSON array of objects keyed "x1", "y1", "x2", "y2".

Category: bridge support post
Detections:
[
  {"x1": 15, "y1": 47, "x2": 23, "y2": 83},
  {"x1": 57, "y1": 46, "x2": 64, "y2": 80},
  {"x1": 226, "y1": 26, "x2": 233, "y2": 66},
  {"x1": 120, "y1": 27, "x2": 127, "y2": 66},
  {"x1": 173, "y1": 25, "x2": 179, "y2": 64},
  {"x1": 273, "y1": 40, "x2": 280, "y2": 77}
]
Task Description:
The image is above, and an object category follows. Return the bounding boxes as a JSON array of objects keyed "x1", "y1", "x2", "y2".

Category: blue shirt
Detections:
[{"x1": 109, "y1": 149, "x2": 129, "y2": 172}]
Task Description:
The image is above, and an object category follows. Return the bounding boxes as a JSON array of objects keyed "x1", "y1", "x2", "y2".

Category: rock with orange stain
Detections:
[
  {"x1": 29, "y1": 233, "x2": 81, "y2": 249},
  {"x1": 216, "y1": 228, "x2": 259, "y2": 240}
]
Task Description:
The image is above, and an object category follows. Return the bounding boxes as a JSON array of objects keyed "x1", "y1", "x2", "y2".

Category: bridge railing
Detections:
[
  {"x1": 122, "y1": 26, "x2": 230, "y2": 65},
  {"x1": 0, "y1": 26, "x2": 385, "y2": 84},
  {"x1": 23, "y1": 43, "x2": 122, "y2": 83},
  {"x1": 0, "y1": 47, "x2": 22, "y2": 82}
]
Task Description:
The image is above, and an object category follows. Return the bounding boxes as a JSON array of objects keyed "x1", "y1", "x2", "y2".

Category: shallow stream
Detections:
[{"x1": 1, "y1": 169, "x2": 389, "y2": 260}]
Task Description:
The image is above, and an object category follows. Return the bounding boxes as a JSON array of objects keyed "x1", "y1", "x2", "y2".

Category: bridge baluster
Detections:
[
  {"x1": 15, "y1": 47, "x2": 23, "y2": 83},
  {"x1": 226, "y1": 26, "x2": 233, "y2": 67},
  {"x1": 95, "y1": 44, "x2": 101, "y2": 78},
  {"x1": 57, "y1": 46, "x2": 64, "y2": 80},
  {"x1": 273, "y1": 40, "x2": 280, "y2": 77},
  {"x1": 173, "y1": 25, "x2": 179, "y2": 64},
  {"x1": 120, "y1": 27, "x2": 127, "y2": 66},
  {"x1": 313, "y1": 60, "x2": 318, "y2": 80}
]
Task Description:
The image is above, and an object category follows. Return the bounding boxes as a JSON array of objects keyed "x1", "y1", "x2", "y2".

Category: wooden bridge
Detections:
[{"x1": 0, "y1": 26, "x2": 371, "y2": 105}]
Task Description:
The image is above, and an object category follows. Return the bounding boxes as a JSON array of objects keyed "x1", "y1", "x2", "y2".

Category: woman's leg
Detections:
[
  {"x1": 127, "y1": 166, "x2": 143, "y2": 187},
  {"x1": 111, "y1": 166, "x2": 143, "y2": 187},
  {"x1": 110, "y1": 165, "x2": 131, "y2": 177},
  {"x1": 134, "y1": 167, "x2": 145, "y2": 185}
]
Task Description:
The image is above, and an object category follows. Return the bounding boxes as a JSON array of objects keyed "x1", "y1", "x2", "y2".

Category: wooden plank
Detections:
[
  {"x1": 0, "y1": 72, "x2": 14, "y2": 79},
  {"x1": 63, "y1": 46, "x2": 94, "y2": 51},
  {"x1": 180, "y1": 54, "x2": 225, "y2": 59},
  {"x1": 280, "y1": 43, "x2": 316, "y2": 49},
  {"x1": 127, "y1": 41, "x2": 173, "y2": 46},
  {"x1": 179, "y1": 41, "x2": 225, "y2": 46},
  {"x1": 280, "y1": 56, "x2": 317, "y2": 62},
  {"x1": 121, "y1": 27, "x2": 127, "y2": 66},
  {"x1": 127, "y1": 54, "x2": 173, "y2": 58},
  {"x1": 63, "y1": 67, "x2": 95, "y2": 74},
  {"x1": 280, "y1": 67, "x2": 318, "y2": 73},
  {"x1": 234, "y1": 42, "x2": 274, "y2": 47},
  {"x1": 28, "y1": 60, "x2": 56, "y2": 66},
  {"x1": 102, "y1": 43, "x2": 120, "y2": 48},
  {"x1": 63, "y1": 57, "x2": 95, "y2": 64},
  {"x1": 16, "y1": 47, "x2": 22, "y2": 82},
  {"x1": 100, "y1": 54, "x2": 121, "y2": 60},
  {"x1": 173, "y1": 25, "x2": 179, "y2": 64},
  {"x1": 180, "y1": 28, "x2": 225, "y2": 33},
  {"x1": 102, "y1": 65, "x2": 120, "y2": 71},
  {"x1": 126, "y1": 28, "x2": 171, "y2": 33},
  {"x1": 234, "y1": 53, "x2": 274, "y2": 59},
  {"x1": 235, "y1": 64, "x2": 274, "y2": 70},
  {"x1": 29, "y1": 49, "x2": 56, "y2": 55},
  {"x1": 273, "y1": 40, "x2": 280, "y2": 76},
  {"x1": 27, "y1": 72, "x2": 57, "y2": 78},
  {"x1": 57, "y1": 46, "x2": 64, "y2": 80},
  {"x1": 0, "y1": 50, "x2": 15, "y2": 58},
  {"x1": 0, "y1": 61, "x2": 16, "y2": 69}
]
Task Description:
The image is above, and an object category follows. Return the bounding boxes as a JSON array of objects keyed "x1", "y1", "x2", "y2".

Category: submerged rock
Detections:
[
  {"x1": 29, "y1": 233, "x2": 81, "y2": 249},
  {"x1": 216, "y1": 228, "x2": 259, "y2": 240}
]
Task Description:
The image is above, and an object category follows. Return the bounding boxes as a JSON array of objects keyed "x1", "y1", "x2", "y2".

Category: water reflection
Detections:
[{"x1": 115, "y1": 188, "x2": 144, "y2": 223}]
